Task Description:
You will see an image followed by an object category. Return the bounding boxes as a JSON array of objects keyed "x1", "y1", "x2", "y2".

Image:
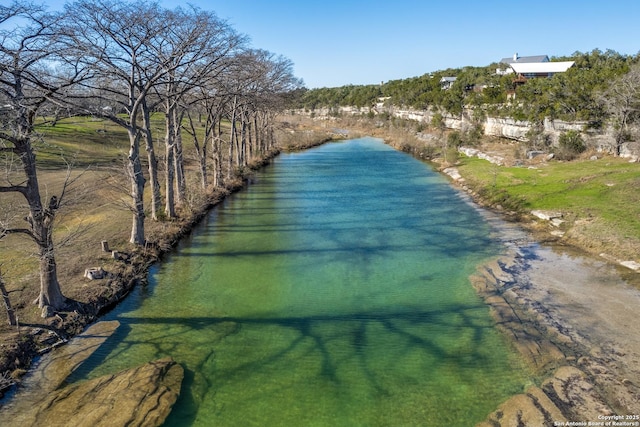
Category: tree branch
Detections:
[
  {"x1": 0, "y1": 227, "x2": 36, "y2": 242},
  {"x1": 0, "y1": 184, "x2": 28, "y2": 196}
]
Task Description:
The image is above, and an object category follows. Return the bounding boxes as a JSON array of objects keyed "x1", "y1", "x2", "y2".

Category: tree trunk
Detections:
[
  {"x1": 212, "y1": 114, "x2": 223, "y2": 188},
  {"x1": 173, "y1": 109, "x2": 186, "y2": 205},
  {"x1": 0, "y1": 272, "x2": 17, "y2": 326},
  {"x1": 128, "y1": 129, "x2": 146, "y2": 245},
  {"x1": 228, "y1": 95, "x2": 238, "y2": 179},
  {"x1": 142, "y1": 102, "x2": 161, "y2": 221},
  {"x1": 240, "y1": 110, "x2": 247, "y2": 167},
  {"x1": 199, "y1": 146, "x2": 208, "y2": 190},
  {"x1": 233, "y1": 124, "x2": 241, "y2": 167},
  {"x1": 252, "y1": 112, "x2": 259, "y2": 158},
  {"x1": 187, "y1": 111, "x2": 208, "y2": 190},
  {"x1": 165, "y1": 105, "x2": 177, "y2": 219},
  {"x1": 37, "y1": 239, "x2": 66, "y2": 310},
  {"x1": 18, "y1": 136, "x2": 69, "y2": 310}
]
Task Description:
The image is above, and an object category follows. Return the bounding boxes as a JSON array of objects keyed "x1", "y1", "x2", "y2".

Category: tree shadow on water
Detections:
[{"x1": 68, "y1": 303, "x2": 501, "y2": 425}]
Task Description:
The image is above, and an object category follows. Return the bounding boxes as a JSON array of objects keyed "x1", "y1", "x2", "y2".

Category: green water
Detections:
[{"x1": 76, "y1": 138, "x2": 530, "y2": 426}]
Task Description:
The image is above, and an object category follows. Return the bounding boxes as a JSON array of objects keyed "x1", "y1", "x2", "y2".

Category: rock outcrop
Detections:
[
  {"x1": 0, "y1": 321, "x2": 184, "y2": 427},
  {"x1": 3, "y1": 357, "x2": 183, "y2": 427},
  {"x1": 472, "y1": 251, "x2": 640, "y2": 427}
]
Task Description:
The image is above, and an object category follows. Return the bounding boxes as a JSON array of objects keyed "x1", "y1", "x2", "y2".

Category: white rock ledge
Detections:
[
  {"x1": 443, "y1": 167, "x2": 463, "y2": 182},
  {"x1": 531, "y1": 210, "x2": 563, "y2": 221}
]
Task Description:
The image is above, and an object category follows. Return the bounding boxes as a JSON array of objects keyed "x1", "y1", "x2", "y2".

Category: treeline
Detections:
[
  {"x1": 299, "y1": 49, "x2": 640, "y2": 126},
  {"x1": 0, "y1": 0, "x2": 301, "y2": 312}
]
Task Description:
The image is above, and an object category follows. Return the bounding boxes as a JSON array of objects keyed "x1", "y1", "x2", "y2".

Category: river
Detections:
[{"x1": 61, "y1": 138, "x2": 533, "y2": 425}]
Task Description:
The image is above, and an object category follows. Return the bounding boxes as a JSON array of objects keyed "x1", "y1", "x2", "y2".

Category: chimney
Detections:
[{"x1": 513, "y1": 52, "x2": 518, "y2": 61}]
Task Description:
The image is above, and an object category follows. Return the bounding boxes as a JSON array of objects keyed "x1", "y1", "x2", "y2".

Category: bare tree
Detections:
[
  {"x1": 238, "y1": 50, "x2": 303, "y2": 159},
  {"x1": 155, "y1": 6, "x2": 244, "y2": 217},
  {"x1": 186, "y1": 81, "x2": 232, "y2": 189},
  {"x1": 66, "y1": 0, "x2": 171, "y2": 244},
  {"x1": 221, "y1": 51, "x2": 269, "y2": 178},
  {"x1": 601, "y1": 63, "x2": 640, "y2": 156},
  {"x1": 0, "y1": 1, "x2": 88, "y2": 312}
]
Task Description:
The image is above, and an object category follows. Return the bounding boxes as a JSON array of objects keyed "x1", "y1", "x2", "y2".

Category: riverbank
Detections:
[
  {"x1": 0, "y1": 125, "x2": 342, "y2": 399},
  {"x1": 465, "y1": 201, "x2": 640, "y2": 425},
  {"x1": 2, "y1": 116, "x2": 639, "y2": 425}
]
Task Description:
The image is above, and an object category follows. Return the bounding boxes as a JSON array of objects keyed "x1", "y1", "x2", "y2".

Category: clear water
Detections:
[{"x1": 74, "y1": 138, "x2": 530, "y2": 426}]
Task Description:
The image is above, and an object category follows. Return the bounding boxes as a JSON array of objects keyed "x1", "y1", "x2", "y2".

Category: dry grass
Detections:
[{"x1": 0, "y1": 167, "x2": 133, "y2": 327}]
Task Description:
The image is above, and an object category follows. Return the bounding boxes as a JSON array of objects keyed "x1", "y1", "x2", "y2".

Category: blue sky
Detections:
[{"x1": 42, "y1": 0, "x2": 640, "y2": 88}]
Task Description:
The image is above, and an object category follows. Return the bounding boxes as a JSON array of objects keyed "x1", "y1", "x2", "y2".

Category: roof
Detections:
[
  {"x1": 500, "y1": 55, "x2": 549, "y2": 64},
  {"x1": 439, "y1": 77, "x2": 457, "y2": 82},
  {"x1": 509, "y1": 61, "x2": 575, "y2": 74}
]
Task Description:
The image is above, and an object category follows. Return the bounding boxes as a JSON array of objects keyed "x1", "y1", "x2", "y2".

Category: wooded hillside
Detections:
[{"x1": 299, "y1": 49, "x2": 640, "y2": 130}]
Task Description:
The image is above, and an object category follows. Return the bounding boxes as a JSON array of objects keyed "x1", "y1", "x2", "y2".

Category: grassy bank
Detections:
[{"x1": 457, "y1": 155, "x2": 640, "y2": 261}]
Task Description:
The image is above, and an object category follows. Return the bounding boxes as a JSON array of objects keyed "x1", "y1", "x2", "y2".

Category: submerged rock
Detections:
[
  {"x1": 7, "y1": 357, "x2": 183, "y2": 427},
  {"x1": 26, "y1": 320, "x2": 121, "y2": 393}
]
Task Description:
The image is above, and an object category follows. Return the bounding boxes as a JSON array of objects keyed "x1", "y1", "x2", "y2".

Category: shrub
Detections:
[
  {"x1": 556, "y1": 130, "x2": 586, "y2": 160},
  {"x1": 417, "y1": 144, "x2": 437, "y2": 160},
  {"x1": 447, "y1": 131, "x2": 464, "y2": 148},
  {"x1": 464, "y1": 124, "x2": 484, "y2": 146}
]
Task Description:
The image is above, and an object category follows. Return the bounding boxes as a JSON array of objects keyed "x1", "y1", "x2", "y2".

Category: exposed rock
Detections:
[
  {"x1": 84, "y1": 267, "x2": 106, "y2": 280},
  {"x1": 477, "y1": 385, "x2": 567, "y2": 427},
  {"x1": 470, "y1": 259, "x2": 566, "y2": 372},
  {"x1": 0, "y1": 321, "x2": 184, "y2": 427},
  {"x1": 442, "y1": 167, "x2": 463, "y2": 181},
  {"x1": 473, "y1": 247, "x2": 640, "y2": 427},
  {"x1": 531, "y1": 210, "x2": 563, "y2": 221},
  {"x1": 5, "y1": 358, "x2": 183, "y2": 427},
  {"x1": 458, "y1": 146, "x2": 504, "y2": 165},
  {"x1": 527, "y1": 150, "x2": 546, "y2": 159},
  {"x1": 550, "y1": 218, "x2": 565, "y2": 228},
  {"x1": 541, "y1": 366, "x2": 612, "y2": 421},
  {"x1": 0, "y1": 319, "x2": 182, "y2": 427},
  {"x1": 600, "y1": 254, "x2": 640, "y2": 271},
  {"x1": 477, "y1": 367, "x2": 615, "y2": 426},
  {"x1": 620, "y1": 260, "x2": 640, "y2": 271}
]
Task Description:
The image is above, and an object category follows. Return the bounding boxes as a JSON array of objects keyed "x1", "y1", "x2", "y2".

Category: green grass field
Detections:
[
  {"x1": 457, "y1": 155, "x2": 640, "y2": 258},
  {"x1": 33, "y1": 117, "x2": 132, "y2": 168}
]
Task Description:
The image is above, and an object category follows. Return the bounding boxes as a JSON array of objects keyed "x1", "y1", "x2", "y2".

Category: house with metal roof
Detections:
[
  {"x1": 509, "y1": 61, "x2": 575, "y2": 78},
  {"x1": 496, "y1": 53, "x2": 574, "y2": 78}
]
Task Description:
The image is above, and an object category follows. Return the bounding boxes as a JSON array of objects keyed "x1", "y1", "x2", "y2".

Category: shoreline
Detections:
[
  {"x1": 0, "y1": 134, "x2": 336, "y2": 399},
  {"x1": 456, "y1": 189, "x2": 640, "y2": 425},
  {"x1": 472, "y1": 242, "x2": 640, "y2": 425},
  {"x1": 2, "y1": 125, "x2": 639, "y2": 425}
]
